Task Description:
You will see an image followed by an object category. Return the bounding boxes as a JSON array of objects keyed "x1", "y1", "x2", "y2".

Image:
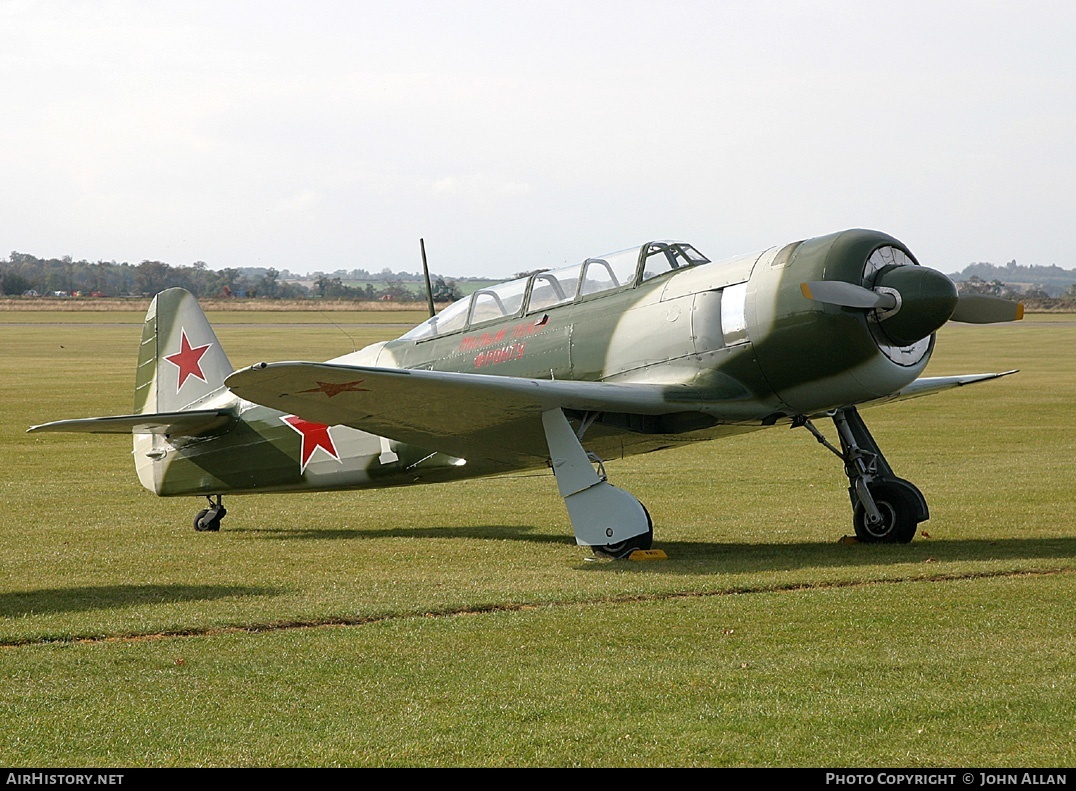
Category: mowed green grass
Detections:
[{"x1": 1, "y1": 312, "x2": 1074, "y2": 767}]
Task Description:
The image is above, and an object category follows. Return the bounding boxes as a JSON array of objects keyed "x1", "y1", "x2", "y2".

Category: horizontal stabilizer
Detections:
[{"x1": 27, "y1": 409, "x2": 235, "y2": 436}]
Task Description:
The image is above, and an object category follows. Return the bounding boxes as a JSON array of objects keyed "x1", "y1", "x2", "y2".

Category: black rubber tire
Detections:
[
  {"x1": 591, "y1": 506, "x2": 654, "y2": 559},
  {"x1": 853, "y1": 482, "x2": 918, "y2": 543},
  {"x1": 193, "y1": 507, "x2": 223, "y2": 532}
]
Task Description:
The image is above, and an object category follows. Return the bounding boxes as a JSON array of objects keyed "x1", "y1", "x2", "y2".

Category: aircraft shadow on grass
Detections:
[
  {"x1": 0, "y1": 584, "x2": 281, "y2": 619},
  {"x1": 239, "y1": 523, "x2": 564, "y2": 545},
  {"x1": 2, "y1": 537, "x2": 1069, "y2": 623},
  {"x1": 237, "y1": 525, "x2": 1076, "y2": 574}
]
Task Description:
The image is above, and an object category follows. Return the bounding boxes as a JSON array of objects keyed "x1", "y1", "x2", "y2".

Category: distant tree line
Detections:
[
  {"x1": 7, "y1": 249, "x2": 1073, "y2": 308},
  {"x1": 948, "y1": 259, "x2": 1076, "y2": 298},
  {"x1": 956, "y1": 275, "x2": 1076, "y2": 311},
  {"x1": 0, "y1": 251, "x2": 463, "y2": 302},
  {"x1": 309, "y1": 274, "x2": 461, "y2": 302}
]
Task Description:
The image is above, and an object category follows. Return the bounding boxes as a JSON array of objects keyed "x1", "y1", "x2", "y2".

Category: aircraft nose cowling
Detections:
[{"x1": 873, "y1": 264, "x2": 959, "y2": 346}]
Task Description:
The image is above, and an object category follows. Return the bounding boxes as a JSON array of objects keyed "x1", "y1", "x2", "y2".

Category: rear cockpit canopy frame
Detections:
[{"x1": 399, "y1": 240, "x2": 710, "y2": 341}]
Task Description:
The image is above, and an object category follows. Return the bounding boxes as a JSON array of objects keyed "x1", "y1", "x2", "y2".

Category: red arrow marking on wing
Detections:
[
  {"x1": 164, "y1": 329, "x2": 212, "y2": 391},
  {"x1": 282, "y1": 415, "x2": 341, "y2": 472}
]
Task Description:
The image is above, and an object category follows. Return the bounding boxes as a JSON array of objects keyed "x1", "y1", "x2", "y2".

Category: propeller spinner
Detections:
[{"x1": 802, "y1": 261, "x2": 1022, "y2": 346}]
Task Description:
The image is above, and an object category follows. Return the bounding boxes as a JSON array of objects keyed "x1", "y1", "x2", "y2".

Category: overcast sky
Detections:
[{"x1": 3, "y1": 0, "x2": 1074, "y2": 277}]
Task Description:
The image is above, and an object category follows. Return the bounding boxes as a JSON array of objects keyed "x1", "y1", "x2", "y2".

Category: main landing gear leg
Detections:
[
  {"x1": 541, "y1": 408, "x2": 653, "y2": 558},
  {"x1": 193, "y1": 494, "x2": 227, "y2": 532},
  {"x1": 800, "y1": 406, "x2": 928, "y2": 543}
]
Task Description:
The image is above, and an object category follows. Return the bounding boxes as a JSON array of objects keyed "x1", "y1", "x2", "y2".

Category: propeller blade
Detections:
[
  {"x1": 805, "y1": 266, "x2": 958, "y2": 346},
  {"x1": 950, "y1": 294, "x2": 1025, "y2": 324},
  {"x1": 800, "y1": 281, "x2": 897, "y2": 311}
]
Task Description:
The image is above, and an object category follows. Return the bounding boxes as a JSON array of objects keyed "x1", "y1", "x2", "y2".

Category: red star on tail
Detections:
[
  {"x1": 282, "y1": 415, "x2": 341, "y2": 472},
  {"x1": 164, "y1": 330, "x2": 212, "y2": 391}
]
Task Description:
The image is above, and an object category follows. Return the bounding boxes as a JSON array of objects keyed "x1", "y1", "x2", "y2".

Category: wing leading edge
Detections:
[
  {"x1": 224, "y1": 362, "x2": 1018, "y2": 467},
  {"x1": 854, "y1": 370, "x2": 1019, "y2": 411},
  {"x1": 224, "y1": 362, "x2": 695, "y2": 466}
]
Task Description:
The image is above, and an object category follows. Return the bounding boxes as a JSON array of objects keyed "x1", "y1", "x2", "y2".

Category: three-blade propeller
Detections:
[{"x1": 802, "y1": 266, "x2": 1023, "y2": 345}]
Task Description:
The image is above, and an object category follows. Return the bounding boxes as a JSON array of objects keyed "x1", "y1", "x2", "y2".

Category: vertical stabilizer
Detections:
[{"x1": 134, "y1": 288, "x2": 234, "y2": 414}]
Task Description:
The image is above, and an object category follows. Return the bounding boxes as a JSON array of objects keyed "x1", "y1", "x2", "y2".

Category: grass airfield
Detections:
[{"x1": 1, "y1": 310, "x2": 1074, "y2": 767}]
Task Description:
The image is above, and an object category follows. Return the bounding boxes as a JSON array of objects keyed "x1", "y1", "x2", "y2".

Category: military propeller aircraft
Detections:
[{"x1": 29, "y1": 228, "x2": 1022, "y2": 557}]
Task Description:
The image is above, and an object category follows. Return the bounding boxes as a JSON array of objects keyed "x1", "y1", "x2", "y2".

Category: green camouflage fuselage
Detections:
[{"x1": 140, "y1": 229, "x2": 933, "y2": 497}]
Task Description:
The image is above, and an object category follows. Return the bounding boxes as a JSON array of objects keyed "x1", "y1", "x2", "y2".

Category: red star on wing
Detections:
[
  {"x1": 282, "y1": 415, "x2": 341, "y2": 472},
  {"x1": 298, "y1": 380, "x2": 369, "y2": 398},
  {"x1": 164, "y1": 329, "x2": 212, "y2": 391}
]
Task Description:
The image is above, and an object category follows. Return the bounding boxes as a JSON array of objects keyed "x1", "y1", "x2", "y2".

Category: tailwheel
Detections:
[
  {"x1": 853, "y1": 481, "x2": 918, "y2": 544},
  {"x1": 193, "y1": 495, "x2": 226, "y2": 532},
  {"x1": 591, "y1": 505, "x2": 654, "y2": 559}
]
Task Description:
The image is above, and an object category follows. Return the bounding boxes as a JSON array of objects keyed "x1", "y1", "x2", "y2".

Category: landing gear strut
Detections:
[
  {"x1": 542, "y1": 408, "x2": 653, "y2": 558},
  {"x1": 193, "y1": 494, "x2": 226, "y2": 532},
  {"x1": 800, "y1": 406, "x2": 927, "y2": 543}
]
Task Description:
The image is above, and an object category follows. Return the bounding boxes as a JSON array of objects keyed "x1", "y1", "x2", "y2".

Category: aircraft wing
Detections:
[
  {"x1": 225, "y1": 362, "x2": 694, "y2": 467},
  {"x1": 227, "y1": 363, "x2": 1019, "y2": 466},
  {"x1": 27, "y1": 410, "x2": 235, "y2": 436},
  {"x1": 853, "y1": 370, "x2": 1019, "y2": 410}
]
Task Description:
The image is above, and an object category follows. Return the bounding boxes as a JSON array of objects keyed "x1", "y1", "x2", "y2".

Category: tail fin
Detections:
[{"x1": 134, "y1": 288, "x2": 234, "y2": 414}]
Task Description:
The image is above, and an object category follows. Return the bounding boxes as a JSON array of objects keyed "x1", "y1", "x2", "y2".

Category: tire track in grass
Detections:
[{"x1": 3, "y1": 566, "x2": 1071, "y2": 649}]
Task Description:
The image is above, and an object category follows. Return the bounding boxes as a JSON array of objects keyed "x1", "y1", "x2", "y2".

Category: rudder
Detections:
[{"x1": 134, "y1": 288, "x2": 234, "y2": 414}]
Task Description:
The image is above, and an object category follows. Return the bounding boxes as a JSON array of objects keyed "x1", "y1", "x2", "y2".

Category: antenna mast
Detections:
[{"x1": 420, "y1": 238, "x2": 436, "y2": 318}]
